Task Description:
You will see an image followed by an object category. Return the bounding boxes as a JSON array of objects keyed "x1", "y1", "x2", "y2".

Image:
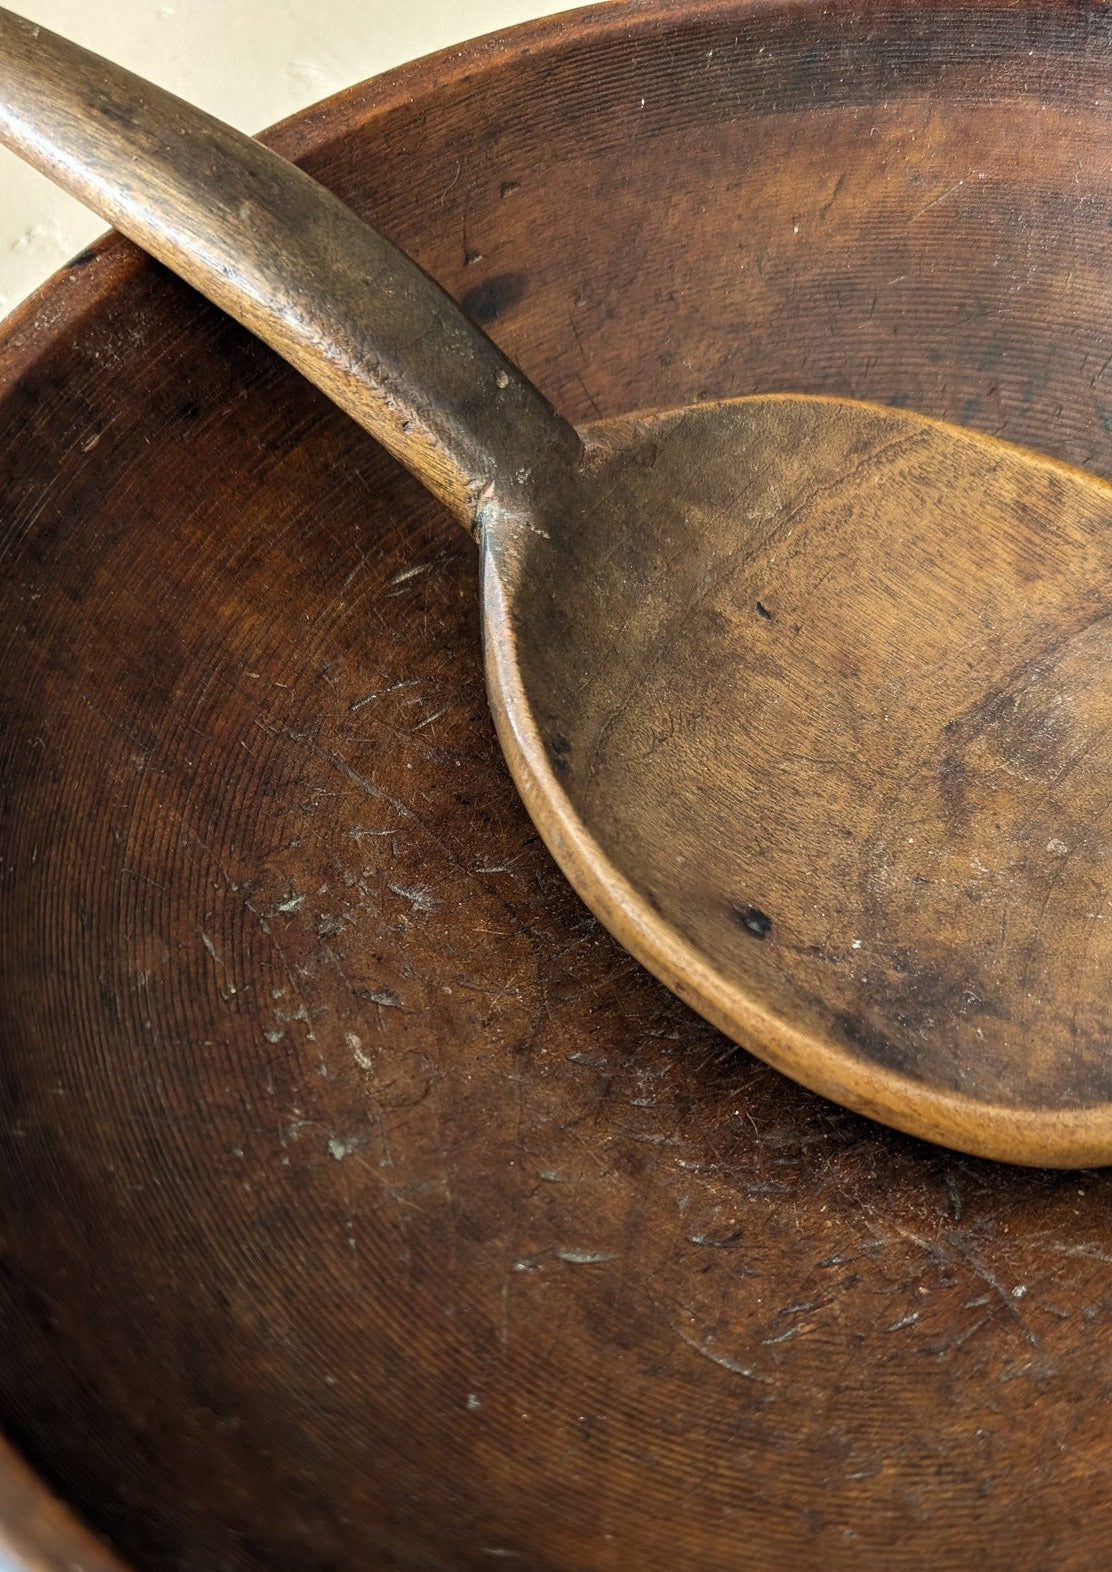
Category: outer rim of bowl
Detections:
[{"x1": 0, "y1": 0, "x2": 1102, "y2": 1561}]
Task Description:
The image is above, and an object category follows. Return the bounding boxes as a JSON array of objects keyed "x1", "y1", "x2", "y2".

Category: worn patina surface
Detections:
[{"x1": 5, "y1": 0, "x2": 1112, "y2": 1566}]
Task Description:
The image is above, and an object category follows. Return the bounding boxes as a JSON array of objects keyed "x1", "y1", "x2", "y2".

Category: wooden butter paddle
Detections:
[{"x1": 3, "y1": 6, "x2": 1112, "y2": 1166}]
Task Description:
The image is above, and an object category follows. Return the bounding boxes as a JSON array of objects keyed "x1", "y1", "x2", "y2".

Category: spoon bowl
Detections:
[
  {"x1": 488, "y1": 393, "x2": 1112, "y2": 1164},
  {"x1": 3, "y1": 4, "x2": 1112, "y2": 1165}
]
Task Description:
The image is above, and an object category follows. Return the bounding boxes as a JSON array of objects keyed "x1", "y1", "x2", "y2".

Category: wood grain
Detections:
[
  {"x1": 492, "y1": 395, "x2": 1112, "y2": 1164},
  {"x1": 6, "y1": 0, "x2": 1112, "y2": 1565},
  {"x1": 6, "y1": 4, "x2": 1112, "y2": 1161}
]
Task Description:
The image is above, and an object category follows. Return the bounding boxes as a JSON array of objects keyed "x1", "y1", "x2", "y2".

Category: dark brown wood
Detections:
[
  {"x1": 5, "y1": 3, "x2": 1112, "y2": 1164},
  {"x1": 7, "y1": 0, "x2": 1112, "y2": 1564}
]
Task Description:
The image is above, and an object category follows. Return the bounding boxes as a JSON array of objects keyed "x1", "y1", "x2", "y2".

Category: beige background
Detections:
[{"x1": 0, "y1": 0, "x2": 562, "y2": 315}]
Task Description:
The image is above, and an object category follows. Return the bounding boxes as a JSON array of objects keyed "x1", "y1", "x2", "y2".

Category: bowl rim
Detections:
[
  {"x1": 1, "y1": 0, "x2": 1103, "y2": 1559},
  {"x1": 0, "y1": 0, "x2": 773, "y2": 1562}
]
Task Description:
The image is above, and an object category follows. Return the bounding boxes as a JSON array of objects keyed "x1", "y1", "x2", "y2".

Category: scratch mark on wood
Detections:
[
  {"x1": 761, "y1": 1325, "x2": 807, "y2": 1346},
  {"x1": 671, "y1": 1322, "x2": 774, "y2": 1384},
  {"x1": 911, "y1": 177, "x2": 966, "y2": 220},
  {"x1": 887, "y1": 1311, "x2": 922, "y2": 1332},
  {"x1": 387, "y1": 562, "x2": 435, "y2": 587},
  {"x1": 349, "y1": 678, "x2": 423, "y2": 712},
  {"x1": 388, "y1": 882, "x2": 436, "y2": 912}
]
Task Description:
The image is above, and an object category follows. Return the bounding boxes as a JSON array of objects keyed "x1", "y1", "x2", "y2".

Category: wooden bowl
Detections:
[{"x1": 5, "y1": 1, "x2": 1112, "y2": 1566}]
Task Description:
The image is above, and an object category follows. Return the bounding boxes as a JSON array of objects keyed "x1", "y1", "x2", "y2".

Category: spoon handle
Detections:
[{"x1": 0, "y1": 7, "x2": 582, "y2": 528}]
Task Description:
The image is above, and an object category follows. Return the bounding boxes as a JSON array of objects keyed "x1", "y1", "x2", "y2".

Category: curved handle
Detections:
[{"x1": 0, "y1": 7, "x2": 582, "y2": 528}]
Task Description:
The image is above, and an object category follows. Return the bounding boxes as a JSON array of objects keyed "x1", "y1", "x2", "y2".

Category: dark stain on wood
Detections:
[
  {"x1": 6, "y1": 0, "x2": 1112, "y2": 1568},
  {"x1": 459, "y1": 270, "x2": 529, "y2": 326},
  {"x1": 734, "y1": 904, "x2": 773, "y2": 939}
]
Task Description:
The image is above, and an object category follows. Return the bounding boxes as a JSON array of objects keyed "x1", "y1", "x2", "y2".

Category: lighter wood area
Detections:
[{"x1": 488, "y1": 396, "x2": 1112, "y2": 1164}]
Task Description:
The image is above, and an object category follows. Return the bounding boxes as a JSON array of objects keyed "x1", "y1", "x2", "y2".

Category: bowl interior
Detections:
[{"x1": 5, "y1": 2, "x2": 1112, "y2": 1567}]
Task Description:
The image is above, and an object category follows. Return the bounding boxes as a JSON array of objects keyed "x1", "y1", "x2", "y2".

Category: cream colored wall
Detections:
[{"x1": 0, "y1": 0, "x2": 560, "y2": 314}]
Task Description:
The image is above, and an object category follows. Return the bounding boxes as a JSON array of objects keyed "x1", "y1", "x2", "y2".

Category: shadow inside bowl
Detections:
[{"x1": 5, "y1": 2, "x2": 1112, "y2": 1567}]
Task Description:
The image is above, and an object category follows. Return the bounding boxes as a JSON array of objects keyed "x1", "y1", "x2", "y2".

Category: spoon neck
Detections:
[
  {"x1": 424, "y1": 359, "x2": 585, "y2": 536},
  {"x1": 0, "y1": 6, "x2": 582, "y2": 532}
]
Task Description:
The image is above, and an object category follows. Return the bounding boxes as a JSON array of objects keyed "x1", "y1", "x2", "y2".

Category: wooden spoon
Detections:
[{"x1": 3, "y1": 8, "x2": 1112, "y2": 1168}]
